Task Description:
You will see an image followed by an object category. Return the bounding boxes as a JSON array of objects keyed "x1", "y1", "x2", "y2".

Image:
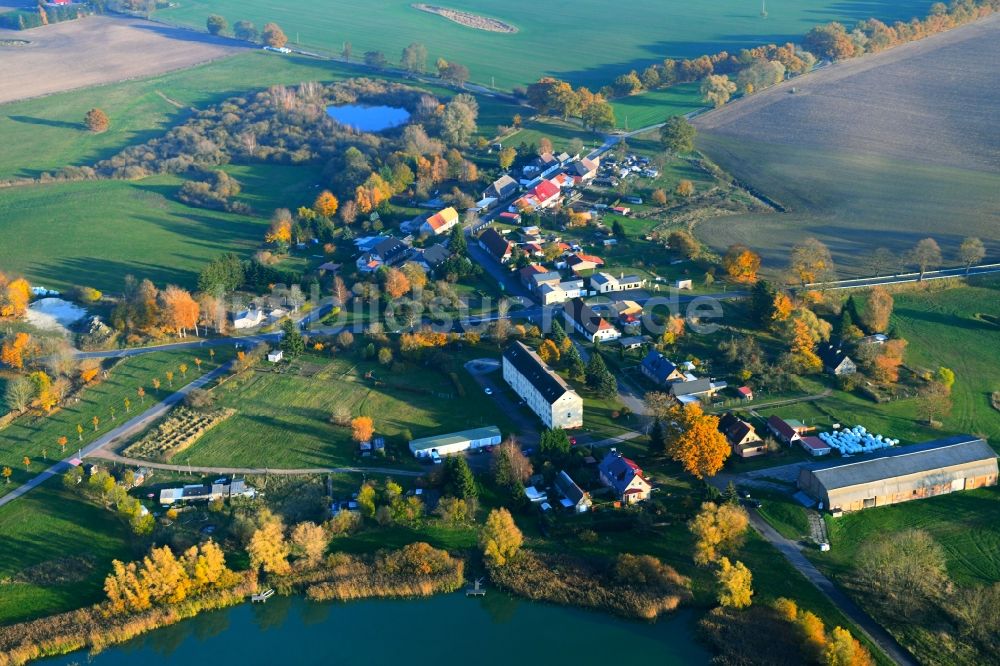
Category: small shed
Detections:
[
  {"x1": 737, "y1": 386, "x2": 754, "y2": 401},
  {"x1": 674, "y1": 279, "x2": 693, "y2": 290},
  {"x1": 267, "y1": 350, "x2": 284, "y2": 363}
]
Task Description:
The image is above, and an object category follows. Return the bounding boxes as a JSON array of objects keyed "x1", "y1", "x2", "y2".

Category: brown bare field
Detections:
[
  {"x1": 693, "y1": 14, "x2": 1000, "y2": 275},
  {"x1": 0, "y1": 14, "x2": 243, "y2": 104}
]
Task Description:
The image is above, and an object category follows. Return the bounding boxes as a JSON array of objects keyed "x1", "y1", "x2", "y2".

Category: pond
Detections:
[
  {"x1": 25, "y1": 297, "x2": 86, "y2": 333},
  {"x1": 40, "y1": 593, "x2": 710, "y2": 665},
  {"x1": 326, "y1": 104, "x2": 411, "y2": 132}
]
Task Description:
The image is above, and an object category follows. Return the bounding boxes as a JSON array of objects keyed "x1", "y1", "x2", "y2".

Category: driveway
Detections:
[{"x1": 464, "y1": 359, "x2": 539, "y2": 448}]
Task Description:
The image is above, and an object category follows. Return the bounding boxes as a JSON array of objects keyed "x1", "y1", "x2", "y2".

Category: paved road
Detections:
[
  {"x1": 747, "y1": 510, "x2": 917, "y2": 666},
  {"x1": 0, "y1": 362, "x2": 233, "y2": 508},
  {"x1": 804, "y1": 262, "x2": 1000, "y2": 291}
]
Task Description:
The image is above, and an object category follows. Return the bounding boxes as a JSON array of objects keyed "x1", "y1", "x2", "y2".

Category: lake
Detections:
[
  {"x1": 326, "y1": 104, "x2": 410, "y2": 132},
  {"x1": 39, "y1": 593, "x2": 710, "y2": 665}
]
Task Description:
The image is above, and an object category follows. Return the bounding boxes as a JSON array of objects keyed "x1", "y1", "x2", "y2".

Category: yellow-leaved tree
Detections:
[{"x1": 480, "y1": 508, "x2": 523, "y2": 568}]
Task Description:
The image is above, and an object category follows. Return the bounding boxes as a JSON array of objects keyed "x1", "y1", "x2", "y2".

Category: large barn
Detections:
[{"x1": 797, "y1": 435, "x2": 997, "y2": 513}]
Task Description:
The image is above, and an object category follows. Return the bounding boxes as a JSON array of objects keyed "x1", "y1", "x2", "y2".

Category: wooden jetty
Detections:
[
  {"x1": 251, "y1": 588, "x2": 275, "y2": 603},
  {"x1": 466, "y1": 578, "x2": 486, "y2": 597}
]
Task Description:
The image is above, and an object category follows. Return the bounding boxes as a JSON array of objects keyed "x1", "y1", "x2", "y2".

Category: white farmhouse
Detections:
[{"x1": 502, "y1": 341, "x2": 583, "y2": 429}]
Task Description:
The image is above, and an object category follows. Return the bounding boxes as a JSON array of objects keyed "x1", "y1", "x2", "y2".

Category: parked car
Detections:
[{"x1": 484, "y1": 387, "x2": 493, "y2": 395}]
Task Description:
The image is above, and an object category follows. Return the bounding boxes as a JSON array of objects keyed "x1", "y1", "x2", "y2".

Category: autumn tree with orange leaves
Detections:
[
  {"x1": 664, "y1": 403, "x2": 731, "y2": 479},
  {"x1": 788, "y1": 318, "x2": 823, "y2": 373},
  {"x1": 1, "y1": 332, "x2": 32, "y2": 369},
  {"x1": 722, "y1": 244, "x2": 761, "y2": 284},
  {"x1": 313, "y1": 190, "x2": 339, "y2": 218},
  {"x1": 160, "y1": 286, "x2": 200, "y2": 337},
  {"x1": 0, "y1": 273, "x2": 31, "y2": 319},
  {"x1": 383, "y1": 268, "x2": 410, "y2": 300},
  {"x1": 351, "y1": 416, "x2": 374, "y2": 443}
]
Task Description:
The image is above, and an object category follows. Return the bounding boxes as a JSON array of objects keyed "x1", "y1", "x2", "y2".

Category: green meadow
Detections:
[
  {"x1": 152, "y1": 0, "x2": 935, "y2": 90},
  {"x1": 0, "y1": 176, "x2": 268, "y2": 293}
]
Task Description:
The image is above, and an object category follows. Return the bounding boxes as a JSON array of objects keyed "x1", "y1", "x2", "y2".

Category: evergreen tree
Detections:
[
  {"x1": 449, "y1": 224, "x2": 467, "y2": 256},
  {"x1": 649, "y1": 419, "x2": 666, "y2": 455},
  {"x1": 749, "y1": 281, "x2": 777, "y2": 327},
  {"x1": 585, "y1": 352, "x2": 617, "y2": 399},
  {"x1": 724, "y1": 481, "x2": 740, "y2": 505},
  {"x1": 443, "y1": 456, "x2": 477, "y2": 499},
  {"x1": 539, "y1": 428, "x2": 571, "y2": 458},
  {"x1": 279, "y1": 320, "x2": 305, "y2": 357},
  {"x1": 550, "y1": 319, "x2": 567, "y2": 347}
]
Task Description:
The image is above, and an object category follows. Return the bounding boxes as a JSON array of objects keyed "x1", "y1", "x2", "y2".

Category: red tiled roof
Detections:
[
  {"x1": 624, "y1": 488, "x2": 645, "y2": 495},
  {"x1": 533, "y1": 179, "x2": 559, "y2": 202},
  {"x1": 737, "y1": 386, "x2": 753, "y2": 396}
]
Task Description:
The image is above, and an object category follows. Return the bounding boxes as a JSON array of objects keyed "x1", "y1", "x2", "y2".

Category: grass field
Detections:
[
  {"x1": 756, "y1": 280, "x2": 1000, "y2": 446},
  {"x1": 0, "y1": 482, "x2": 135, "y2": 624},
  {"x1": 0, "y1": 350, "x2": 229, "y2": 496},
  {"x1": 151, "y1": 0, "x2": 934, "y2": 90},
  {"x1": 693, "y1": 17, "x2": 1000, "y2": 275},
  {"x1": 172, "y1": 350, "x2": 516, "y2": 469},
  {"x1": 609, "y1": 83, "x2": 703, "y2": 129},
  {"x1": 0, "y1": 176, "x2": 270, "y2": 293},
  {"x1": 0, "y1": 51, "x2": 517, "y2": 181},
  {"x1": 815, "y1": 488, "x2": 1000, "y2": 664}
]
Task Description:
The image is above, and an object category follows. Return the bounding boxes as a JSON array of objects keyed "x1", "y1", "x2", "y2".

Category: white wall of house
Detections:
[{"x1": 503, "y1": 357, "x2": 583, "y2": 429}]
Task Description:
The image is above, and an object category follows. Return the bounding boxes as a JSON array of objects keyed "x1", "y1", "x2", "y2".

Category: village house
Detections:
[
  {"x1": 420, "y1": 206, "x2": 460, "y2": 236},
  {"x1": 512, "y1": 178, "x2": 562, "y2": 212},
  {"x1": 232, "y1": 308, "x2": 264, "y2": 330},
  {"x1": 640, "y1": 350, "x2": 685, "y2": 385},
  {"x1": 410, "y1": 244, "x2": 452, "y2": 273},
  {"x1": 718, "y1": 412, "x2": 766, "y2": 458},
  {"x1": 818, "y1": 344, "x2": 857, "y2": 376},
  {"x1": 737, "y1": 386, "x2": 754, "y2": 402},
  {"x1": 159, "y1": 479, "x2": 255, "y2": 506},
  {"x1": 598, "y1": 450, "x2": 652, "y2": 504},
  {"x1": 502, "y1": 341, "x2": 583, "y2": 429},
  {"x1": 797, "y1": 435, "x2": 997, "y2": 512},
  {"x1": 568, "y1": 157, "x2": 600, "y2": 185},
  {"x1": 522, "y1": 152, "x2": 560, "y2": 178},
  {"x1": 483, "y1": 174, "x2": 520, "y2": 201},
  {"x1": 478, "y1": 228, "x2": 513, "y2": 264},
  {"x1": 590, "y1": 272, "x2": 647, "y2": 294},
  {"x1": 538, "y1": 279, "x2": 585, "y2": 306},
  {"x1": 498, "y1": 211, "x2": 522, "y2": 225},
  {"x1": 670, "y1": 377, "x2": 725, "y2": 404},
  {"x1": 766, "y1": 416, "x2": 814, "y2": 445},
  {"x1": 566, "y1": 252, "x2": 605, "y2": 274},
  {"x1": 563, "y1": 297, "x2": 620, "y2": 343},
  {"x1": 408, "y1": 426, "x2": 502, "y2": 459},
  {"x1": 554, "y1": 470, "x2": 592, "y2": 513},
  {"x1": 356, "y1": 237, "x2": 409, "y2": 273},
  {"x1": 520, "y1": 264, "x2": 549, "y2": 288}
]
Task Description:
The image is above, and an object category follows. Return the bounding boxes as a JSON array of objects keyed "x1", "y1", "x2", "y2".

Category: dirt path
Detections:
[
  {"x1": 155, "y1": 90, "x2": 186, "y2": 109},
  {"x1": 86, "y1": 449, "x2": 421, "y2": 478}
]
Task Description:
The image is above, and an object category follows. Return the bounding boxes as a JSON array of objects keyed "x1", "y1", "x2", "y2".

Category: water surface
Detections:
[
  {"x1": 40, "y1": 593, "x2": 710, "y2": 665},
  {"x1": 326, "y1": 104, "x2": 410, "y2": 132}
]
